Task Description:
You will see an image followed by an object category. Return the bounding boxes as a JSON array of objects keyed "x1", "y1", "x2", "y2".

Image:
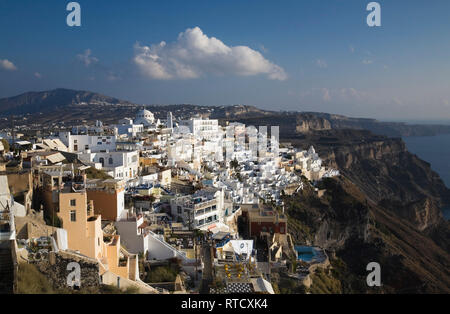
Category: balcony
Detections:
[
  {"x1": 118, "y1": 256, "x2": 128, "y2": 267},
  {"x1": 61, "y1": 181, "x2": 86, "y2": 193}
]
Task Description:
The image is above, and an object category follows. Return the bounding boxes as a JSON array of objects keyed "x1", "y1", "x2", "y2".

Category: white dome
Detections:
[{"x1": 135, "y1": 109, "x2": 155, "y2": 126}]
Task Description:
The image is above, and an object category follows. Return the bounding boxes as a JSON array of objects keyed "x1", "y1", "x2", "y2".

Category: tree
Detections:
[{"x1": 230, "y1": 158, "x2": 239, "y2": 169}]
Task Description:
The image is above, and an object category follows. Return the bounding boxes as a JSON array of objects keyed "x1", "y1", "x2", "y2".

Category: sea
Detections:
[{"x1": 403, "y1": 133, "x2": 450, "y2": 220}]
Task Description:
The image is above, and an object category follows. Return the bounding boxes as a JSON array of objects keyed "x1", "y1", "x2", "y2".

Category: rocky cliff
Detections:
[
  {"x1": 287, "y1": 129, "x2": 449, "y2": 231},
  {"x1": 283, "y1": 128, "x2": 450, "y2": 293},
  {"x1": 295, "y1": 114, "x2": 332, "y2": 133},
  {"x1": 285, "y1": 175, "x2": 450, "y2": 293}
]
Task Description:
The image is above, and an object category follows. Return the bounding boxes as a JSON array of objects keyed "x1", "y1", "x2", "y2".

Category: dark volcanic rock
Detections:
[{"x1": 0, "y1": 88, "x2": 133, "y2": 115}]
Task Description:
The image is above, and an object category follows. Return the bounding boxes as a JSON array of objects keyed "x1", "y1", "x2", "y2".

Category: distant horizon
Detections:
[{"x1": 3, "y1": 86, "x2": 450, "y2": 125}]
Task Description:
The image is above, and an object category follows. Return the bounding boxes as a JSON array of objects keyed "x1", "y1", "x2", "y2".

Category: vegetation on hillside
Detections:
[
  {"x1": 308, "y1": 268, "x2": 342, "y2": 294},
  {"x1": 17, "y1": 263, "x2": 139, "y2": 294},
  {"x1": 85, "y1": 167, "x2": 113, "y2": 180}
]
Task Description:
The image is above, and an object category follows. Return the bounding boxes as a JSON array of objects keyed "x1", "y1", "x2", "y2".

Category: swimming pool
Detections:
[{"x1": 294, "y1": 246, "x2": 317, "y2": 262}]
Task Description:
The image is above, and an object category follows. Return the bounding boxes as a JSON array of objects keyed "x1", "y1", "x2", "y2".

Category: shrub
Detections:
[{"x1": 17, "y1": 263, "x2": 57, "y2": 294}]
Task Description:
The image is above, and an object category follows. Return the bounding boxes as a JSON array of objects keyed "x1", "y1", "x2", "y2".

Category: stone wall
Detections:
[
  {"x1": 32, "y1": 251, "x2": 100, "y2": 290},
  {"x1": 7, "y1": 171, "x2": 33, "y2": 212}
]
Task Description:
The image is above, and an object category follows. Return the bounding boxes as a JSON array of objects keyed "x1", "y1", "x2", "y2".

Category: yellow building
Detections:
[{"x1": 58, "y1": 188, "x2": 130, "y2": 279}]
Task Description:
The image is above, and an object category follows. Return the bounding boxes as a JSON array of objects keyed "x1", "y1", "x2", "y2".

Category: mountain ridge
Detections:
[{"x1": 2, "y1": 88, "x2": 450, "y2": 137}]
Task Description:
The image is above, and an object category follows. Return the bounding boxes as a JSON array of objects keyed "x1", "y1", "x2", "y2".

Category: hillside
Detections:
[
  {"x1": 0, "y1": 88, "x2": 133, "y2": 115},
  {"x1": 283, "y1": 128, "x2": 450, "y2": 293},
  {"x1": 2, "y1": 88, "x2": 450, "y2": 137}
]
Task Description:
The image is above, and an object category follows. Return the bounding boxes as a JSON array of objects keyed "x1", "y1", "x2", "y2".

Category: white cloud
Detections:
[
  {"x1": 0, "y1": 59, "x2": 17, "y2": 71},
  {"x1": 34, "y1": 72, "x2": 42, "y2": 79},
  {"x1": 133, "y1": 27, "x2": 287, "y2": 81},
  {"x1": 362, "y1": 59, "x2": 374, "y2": 65},
  {"x1": 77, "y1": 49, "x2": 99, "y2": 67},
  {"x1": 315, "y1": 59, "x2": 328, "y2": 69}
]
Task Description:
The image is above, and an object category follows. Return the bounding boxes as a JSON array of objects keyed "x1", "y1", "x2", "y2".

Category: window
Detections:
[
  {"x1": 70, "y1": 199, "x2": 76, "y2": 206},
  {"x1": 99, "y1": 157, "x2": 104, "y2": 167},
  {"x1": 85, "y1": 145, "x2": 89, "y2": 150},
  {"x1": 109, "y1": 157, "x2": 113, "y2": 165},
  {"x1": 177, "y1": 206, "x2": 182, "y2": 214},
  {"x1": 70, "y1": 210, "x2": 76, "y2": 222}
]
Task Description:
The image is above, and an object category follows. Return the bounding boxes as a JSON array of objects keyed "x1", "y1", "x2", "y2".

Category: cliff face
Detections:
[
  {"x1": 296, "y1": 114, "x2": 332, "y2": 133},
  {"x1": 285, "y1": 176, "x2": 450, "y2": 293},
  {"x1": 286, "y1": 178, "x2": 371, "y2": 250},
  {"x1": 288, "y1": 129, "x2": 449, "y2": 232},
  {"x1": 283, "y1": 128, "x2": 450, "y2": 293},
  {"x1": 294, "y1": 112, "x2": 450, "y2": 137}
]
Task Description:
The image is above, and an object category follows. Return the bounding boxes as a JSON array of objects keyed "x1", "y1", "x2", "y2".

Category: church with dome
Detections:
[{"x1": 134, "y1": 108, "x2": 155, "y2": 126}]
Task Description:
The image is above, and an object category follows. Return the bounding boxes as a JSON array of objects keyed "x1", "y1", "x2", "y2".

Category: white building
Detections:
[
  {"x1": 79, "y1": 150, "x2": 139, "y2": 181},
  {"x1": 134, "y1": 109, "x2": 155, "y2": 126},
  {"x1": 59, "y1": 132, "x2": 116, "y2": 153},
  {"x1": 167, "y1": 112, "x2": 174, "y2": 130},
  {"x1": 179, "y1": 118, "x2": 219, "y2": 140},
  {"x1": 114, "y1": 119, "x2": 144, "y2": 137},
  {"x1": 170, "y1": 188, "x2": 226, "y2": 230},
  {"x1": 115, "y1": 214, "x2": 149, "y2": 255}
]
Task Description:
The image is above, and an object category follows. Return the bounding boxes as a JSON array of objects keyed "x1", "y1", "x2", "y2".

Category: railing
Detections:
[{"x1": 194, "y1": 199, "x2": 216, "y2": 210}]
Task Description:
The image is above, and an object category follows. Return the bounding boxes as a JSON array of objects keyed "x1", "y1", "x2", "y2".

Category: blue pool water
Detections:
[{"x1": 294, "y1": 246, "x2": 316, "y2": 262}]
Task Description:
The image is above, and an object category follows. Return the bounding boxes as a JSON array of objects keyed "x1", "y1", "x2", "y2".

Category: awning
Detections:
[{"x1": 46, "y1": 152, "x2": 66, "y2": 164}]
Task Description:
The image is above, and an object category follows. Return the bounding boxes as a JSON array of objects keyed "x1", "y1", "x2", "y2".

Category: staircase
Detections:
[{"x1": 0, "y1": 245, "x2": 14, "y2": 294}]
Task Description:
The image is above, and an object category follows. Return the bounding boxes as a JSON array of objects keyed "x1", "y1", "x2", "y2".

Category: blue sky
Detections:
[{"x1": 0, "y1": 0, "x2": 449, "y2": 120}]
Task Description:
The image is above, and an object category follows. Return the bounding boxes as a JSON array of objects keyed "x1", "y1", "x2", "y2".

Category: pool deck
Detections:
[{"x1": 289, "y1": 245, "x2": 330, "y2": 288}]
